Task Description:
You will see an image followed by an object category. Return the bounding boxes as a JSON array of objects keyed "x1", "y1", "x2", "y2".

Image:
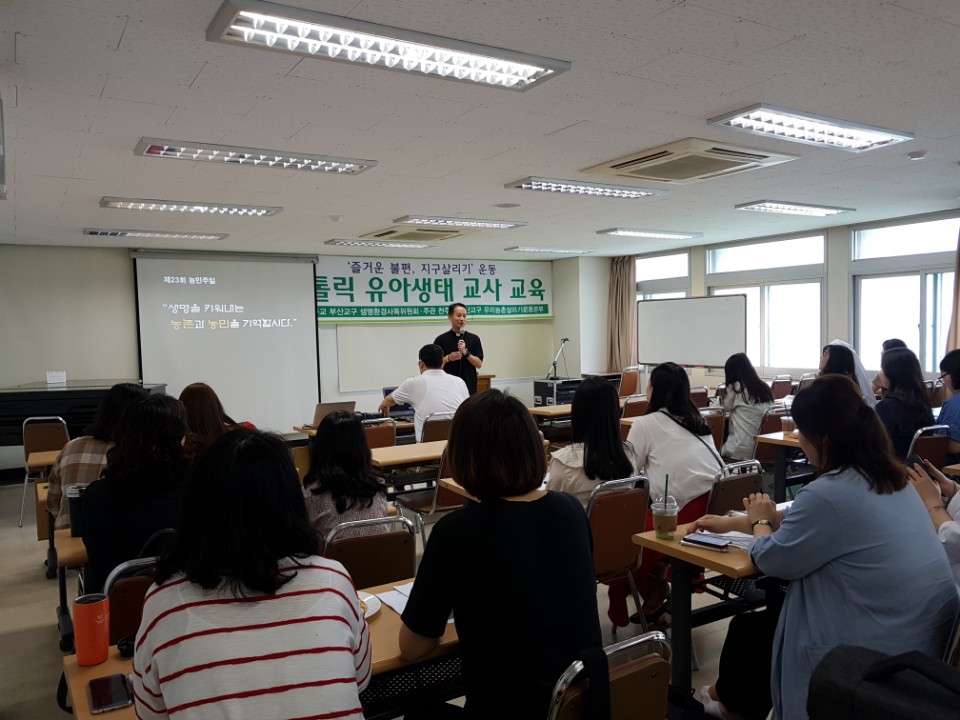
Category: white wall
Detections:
[{"x1": 578, "y1": 256, "x2": 612, "y2": 373}]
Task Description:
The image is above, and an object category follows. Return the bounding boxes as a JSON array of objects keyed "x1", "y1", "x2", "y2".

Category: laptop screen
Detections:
[
  {"x1": 309, "y1": 401, "x2": 356, "y2": 427},
  {"x1": 382, "y1": 387, "x2": 414, "y2": 420}
]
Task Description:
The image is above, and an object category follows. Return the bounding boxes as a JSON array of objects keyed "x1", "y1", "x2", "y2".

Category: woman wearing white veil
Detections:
[{"x1": 821, "y1": 339, "x2": 877, "y2": 407}]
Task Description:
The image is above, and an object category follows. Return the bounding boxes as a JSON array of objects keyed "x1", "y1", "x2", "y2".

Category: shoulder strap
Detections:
[{"x1": 659, "y1": 410, "x2": 724, "y2": 469}]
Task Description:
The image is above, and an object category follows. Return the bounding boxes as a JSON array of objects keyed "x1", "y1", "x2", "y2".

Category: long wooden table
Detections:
[
  {"x1": 633, "y1": 525, "x2": 757, "y2": 713},
  {"x1": 62, "y1": 579, "x2": 460, "y2": 720},
  {"x1": 371, "y1": 440, "x2": 446, "y2": 469}
]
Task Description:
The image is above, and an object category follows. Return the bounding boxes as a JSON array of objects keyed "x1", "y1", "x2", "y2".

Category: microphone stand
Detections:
[{"x1": 545, "y1": 338, "x2": 569, "y2": 380}]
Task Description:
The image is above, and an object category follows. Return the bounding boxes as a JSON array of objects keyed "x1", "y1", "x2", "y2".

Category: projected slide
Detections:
[{"x1": 136, "y1": 256, "x2": 319, "y2": 432}]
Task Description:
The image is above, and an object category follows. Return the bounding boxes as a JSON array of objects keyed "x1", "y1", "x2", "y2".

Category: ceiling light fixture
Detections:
[
  {"x1": 597, "y1": 228, "x2": 702, "y2": 240},
  {"x1": 709, "y1": 103, "x2": 913, "y2": 152},
  {"x1": 207, "y1": 0, "x2": 570, "y2": 91},
  {"x1": 101, "y1": 197, "x2": 282, "y2": 217},
  {"x1": 504, "y1": 246, "x2": 591, "y2": 255},
  {"x1": 134, "y1": 137, "x2": 376, "y2": 174},
  {"x1": 734, "y1": 200, "x2": 855, "y2": 217},
  {"x1": 505, "y1": 177, "x2": 666, "y2": 199},
  {"x1": 325, "y1": 239, "x2": 437, "y2": 249},
  {"x1": 394, "y1": 215, "x2": 526, "y2": 230},
  {"x1": 84, "y1": 228, "x2": 229, "y2": 240}
]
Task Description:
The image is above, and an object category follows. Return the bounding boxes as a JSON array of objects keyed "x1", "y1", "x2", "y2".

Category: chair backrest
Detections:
[
  {"x1": 796, "y1": 372, "x2": 817, "y2": 394},
  {"x1": 323, "y1": 516, "x2": 417, "y2": 588},
  {"x1": 586, "y1": 476, "x2": 649, "y2": 581},
  {"x1": 753, "y1": 406, "x2": 789, "y2": 463},
  {"x1": 362, "y1": 417, "x2": 396, "y2": 449},
  {"x1": 621, "y1": 394, "x2": 649, "y2": 419},
  {"x1": 707, "y1": 461, "x2": 764, "y2": 515},
  {"x1": 929, "y1": 380, "x2": 947, "y2": 409},
  {"x1": 700, "y1": 407, "x2": 725, "y2": 452},
  {"x1": 433, "y1": 449, "x2": 463, "y2": 509},
  {"x1": 104, "y1": 556, "x2": 159, "y2": 643},
  {"x1": 619, "y1": 366, "x2": 640, "y2": 398},
  {"x1": 689, "y1": 386, "x2": 709, "y2": 409},
  {"x1": 22, "y1": 416, "x2": 70, "y2": 465},
  {"x1": 714, "y1": 382, "x2": 727, "y2": 401},
  {"x1": 943, "y1": 611, "x2": 960, "y2": 669},
  {"x1": 291, "y1": 445, "x2": 311, "y2": 481},
  {"x1": 547, "y1": 630, "x2": 671, "y2": 720},
  {"x1": 771, "y1": 375, "x2": 793, "y2": 400},
  {"x1": 420, "y1": 412, "x2": 455, "y2": 443},
  {"x1": 907, "y1": 425, "x2": 951, "y2": 469}
]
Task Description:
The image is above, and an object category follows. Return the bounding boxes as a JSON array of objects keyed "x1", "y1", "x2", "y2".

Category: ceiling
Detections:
[{"x1": 1, "y1": 0, "x2": 959, "y2": 261}]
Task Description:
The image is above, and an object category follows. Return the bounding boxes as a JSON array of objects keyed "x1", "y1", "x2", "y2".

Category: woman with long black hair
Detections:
[
  {"x1": 875, "y1": 346, "x2": 933, "y2": 459},
  {"x1": 720, "y1": 353, "x2": 773, "y2": 461}
]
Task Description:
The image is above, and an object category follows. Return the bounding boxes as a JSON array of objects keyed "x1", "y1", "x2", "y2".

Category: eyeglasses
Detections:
[{"x1": 938, "y1": 373, "x2": 949, "y2": 383}]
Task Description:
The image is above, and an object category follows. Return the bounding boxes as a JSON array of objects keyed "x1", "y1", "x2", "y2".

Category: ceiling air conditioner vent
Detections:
[
  {"x1": 585, "y1": 138, "x2": 798, "y2": 185},
  {"x1": 360, "y1": 226, "x2": 467, "y2": 242}
]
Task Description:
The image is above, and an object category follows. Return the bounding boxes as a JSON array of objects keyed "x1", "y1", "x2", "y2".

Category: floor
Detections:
[{"x1": 0, "y1": 482, "x2": 728, "y2": 719}]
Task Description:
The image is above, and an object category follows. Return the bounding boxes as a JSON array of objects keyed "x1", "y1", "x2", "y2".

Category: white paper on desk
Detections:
[
  {"x1": 377, "y1": 585, "x2": 455, "y2": 623},
  {"x1": 698, "y1": 531, "x2": 754, "y2": 550}
]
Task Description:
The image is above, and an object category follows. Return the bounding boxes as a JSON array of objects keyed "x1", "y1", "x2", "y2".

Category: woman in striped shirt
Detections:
[{"x1": 131, "y1": 429, "x2": 371, "y2": 720}]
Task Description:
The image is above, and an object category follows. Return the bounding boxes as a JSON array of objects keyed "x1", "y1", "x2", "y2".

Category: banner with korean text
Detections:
[{"x1": 315, "y1": 257, "x2": 552, "y2": 322}]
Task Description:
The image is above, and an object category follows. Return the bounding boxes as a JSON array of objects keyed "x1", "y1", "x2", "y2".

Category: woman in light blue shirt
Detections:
[{"x1": 692, "y1": 375, "x2": 958, "y2": 720}]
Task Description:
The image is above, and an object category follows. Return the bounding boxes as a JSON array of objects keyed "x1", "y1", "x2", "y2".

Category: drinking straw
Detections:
[{"x1": 664, "y1": 473, "x2": 669, "y2": 502}]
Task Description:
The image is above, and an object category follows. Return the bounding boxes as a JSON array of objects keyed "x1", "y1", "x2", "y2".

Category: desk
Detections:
[
  {"x1": 294, "y1": 421, "x2": 416, "y2": 439},
  {"x1": 633, "y1": 525, "x2": 756, "y2": 711},
  {"x1": 371, "y1": 440, "x2": 446, "y2": 469},
  {"x1": 754, "y1": 431, "x2": 802, "y2": 502},
  {"x1": 28, "y1": 449, "x2": 61, "y2": 470},
  {"x1": 943, "y1": 463, "x2": 960, "y2": 478},
  {"x1": 55, "y1": 528, "x2": 89, "y2": 651},
  {"x1": 62, "y1": 579, "x2": 460, "y2": 720},
  {"x1": 439, "y1": 477, "x2": 478, "y2": 503},
  {"x1": 29, "y1": 451, "x2": 60, "y2": 545}
]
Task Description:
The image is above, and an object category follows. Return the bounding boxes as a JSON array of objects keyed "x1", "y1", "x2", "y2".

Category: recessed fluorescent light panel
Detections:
[
  {"x1": 101, "y1": 197, "x2": 282, "y2": 217},
  {"x1": 207, "y1": 0, "x2": 570, "y2": 91},
  {"x1": 735, "y1": 200, "x2": 855, "y2": 217},
  {"x1": 325, "y1": 239, "x2": 437, "y2": 249},
  {"x1": 84, "y1": 229, "x2": 228, "y2": 240},
  {"x1": 504, "y1": 246, "x2": 591, "y2": 255},
  {"x1": 709, "y1": 104, "x2": 913, "y2": 152},
  {"x1": 597, "y1": 228, "x2": 703, "y2": 240},
  {"x1": 134, "y1": 137, "x2": 376, "y2": 175},
  {"x1": 394, "y1": 215, "x2": 526, "y2": 230},
  {"x1": 505, "y1": 177, "x2": 666, "y2": 199}
]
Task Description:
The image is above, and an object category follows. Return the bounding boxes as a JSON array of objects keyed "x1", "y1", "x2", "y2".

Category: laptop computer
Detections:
[
  {"x1": 304, "y1": 401, "x2": 356, "y2": 428},
  {"x1": 382, "y1": 387, "x2": 415, "y2": 421}
]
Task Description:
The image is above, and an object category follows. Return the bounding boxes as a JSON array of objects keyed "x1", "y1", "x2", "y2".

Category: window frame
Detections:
[{"x1": 635, "y1": 251, "x2": 690, "y2": 298}]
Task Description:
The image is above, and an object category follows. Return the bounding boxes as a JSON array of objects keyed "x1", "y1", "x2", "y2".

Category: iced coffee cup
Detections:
[{"x1": 652, "y1": 495, "x2": 679, "y2": 541}]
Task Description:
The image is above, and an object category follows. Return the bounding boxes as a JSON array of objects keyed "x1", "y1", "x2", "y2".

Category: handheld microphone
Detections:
[{"x1": 561, "y1": 337, "x2": 570, "y2": 343}]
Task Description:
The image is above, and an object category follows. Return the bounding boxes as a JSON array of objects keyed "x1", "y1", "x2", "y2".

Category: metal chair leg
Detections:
[{"x1": 19, "y1": 472, "x2": 30, "y2": 527}]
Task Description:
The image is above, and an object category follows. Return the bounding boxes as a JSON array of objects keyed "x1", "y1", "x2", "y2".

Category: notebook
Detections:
[
  {"x1": 382, "y1": 387, "x2": 415, "y2": 421},
  {"x1": 304, "y1": 401, "x2": 356, "y2": 428}
]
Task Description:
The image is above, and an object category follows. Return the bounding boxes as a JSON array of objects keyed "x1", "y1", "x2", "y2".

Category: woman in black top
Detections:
[
  {"x1": 874, "y1": 347, "x2": 933, "y2": 459},
  {"x1": 82, "y1": 394, "x2": 189, "y2": 591}
]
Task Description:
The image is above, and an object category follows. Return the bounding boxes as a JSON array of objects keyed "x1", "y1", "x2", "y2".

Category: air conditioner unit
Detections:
[
  {"x1": 360, "y1": 226, "x2": 471, "y2": 242},
  {"x1": 584, "y1": 137, "x2": 797, "y2": 185}
]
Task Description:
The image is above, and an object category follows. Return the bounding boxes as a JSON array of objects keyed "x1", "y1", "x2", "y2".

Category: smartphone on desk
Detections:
[
  {"x1": 680, "y1": 532, "x2": 731, "y2": 552},
  {"x1": 88, "y1": 673, "x2": 133, "y2": 714}
]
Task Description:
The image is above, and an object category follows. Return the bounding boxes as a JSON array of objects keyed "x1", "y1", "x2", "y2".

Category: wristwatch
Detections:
[{"x1": 751, "y1": 518, "x2": 771, "y2": 529}]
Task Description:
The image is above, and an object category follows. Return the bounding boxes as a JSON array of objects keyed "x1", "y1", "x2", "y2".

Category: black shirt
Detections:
[
  {"x1": 434, "y1": 329, "x2": 484, "y2": 395},
  {"x1": 875, "y1": 396, "x2": 934, "y2": 460},
  {"x1": 401, "y1": 492, "x2": 601, "y2": 719}
]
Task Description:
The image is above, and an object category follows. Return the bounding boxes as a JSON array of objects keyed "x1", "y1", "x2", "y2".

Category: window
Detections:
[
  {"x1": 707, "y1": 235, "x2": 823, "y2": 274},
  {"x1": 635, "y1": 252, "x2": 689, "y2": 299},
  {"x1": 854, "y1": 217, "x2": 959, "y2": 260},
  {"x1": 713, "y1": 287, "x2": 760, "y2": 362},
  {"x1": 852, "y1": 214, "x2": 958, "y2": 373}
]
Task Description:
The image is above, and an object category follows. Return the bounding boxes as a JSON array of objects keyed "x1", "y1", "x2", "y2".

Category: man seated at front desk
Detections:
[{"x1": 380, "y1": 344, "x2": 469, "y2": 441}]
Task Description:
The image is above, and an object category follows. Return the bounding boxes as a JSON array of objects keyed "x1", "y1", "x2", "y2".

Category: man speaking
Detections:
[{"x1": 434, "y1": 303, "x2": 484, "y2": 395}]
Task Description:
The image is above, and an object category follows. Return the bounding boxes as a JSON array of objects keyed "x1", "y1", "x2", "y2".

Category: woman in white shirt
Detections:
[
  {"x1": 720, "y1": 353, "x2": 773, "y2": 461},
  {"x1": 547, "y1": 376, "x2": 638, "y2": 508},
  {"x1": 621, "y1": 362, "x2": 724, "y2": 627}
]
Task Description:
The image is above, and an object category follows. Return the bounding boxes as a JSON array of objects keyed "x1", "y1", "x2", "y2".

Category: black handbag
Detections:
[{"x1": 808, "y1": 645, "x2": 960, "y2": 720}]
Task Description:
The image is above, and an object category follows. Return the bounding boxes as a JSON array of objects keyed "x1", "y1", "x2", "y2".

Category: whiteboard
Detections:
[{"x1": 636, "y1": 295, "x2": 746, "y2": 368}]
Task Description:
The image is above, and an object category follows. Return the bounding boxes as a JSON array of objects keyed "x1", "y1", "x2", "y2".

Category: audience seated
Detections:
[
  {"x1": 936, "y1": 349, "x2": 960, "y2": 463},
  {"x1": 45, "y1": 383, "x2": 148, "y2": 528},
  {"x1": 692, "y1": 375, "x2": 958, "y2": 720},
  {"x1": 547, "y1": 376, "x2": 638, "y2": 507},
  {"x1": 820, "y1": 339, "x2": 876, "y2": 406},
  {"x1": 906, "y1": 459, "x2": 960, "y2": 590},
  {"x1": 870, "y1": 337, "x2": 908, "y2": 397},
  {"x1": 81, "y1": 395, "x2": 189, "y2": 592},
  {"x1": 618, "y1": 362, "x2": 724, "y2": 627},
  {"x1": 178, "y1": 381, "x2": 253, "y2": 458},
  {"x1": 302, "y1": 410, "x2": 389, "y2": 545},
  {"x1": 719, "y1": 353, "x2": 773, "y2": 461},
  {"x1": 874, "y1": 346, "x2": 934, "y2": 459},
  {"x1": 398, "y1": 390, "x2": 601, "y2": 719},
  {"x1": 379, "y1": 343, "x2": 468, "y2": 440},
  {"x1": 131, "y1": 429, "x2": 370, "y2": 720}
]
